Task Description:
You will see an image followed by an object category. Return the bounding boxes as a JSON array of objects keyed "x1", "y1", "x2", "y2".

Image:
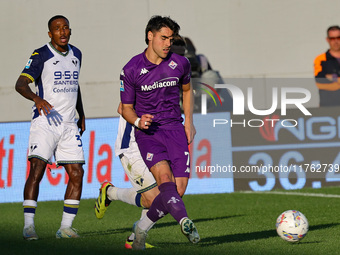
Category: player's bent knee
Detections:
[
  {"x1": 66, "y1": 165, "x2": 84, "y2": 182},
  {"x1": 141, "y1": 198, "x2": 153, "y2": 208},
  {"x1": 176, "y1": 182, "x2": 188, "y2": 197},
  {"x1": 73, "y1": 170, "x2": 84, "y2": 181},
  {"x1": 141, "y1": 187, "x2": 159, "y2": 208},
  {"x1": 30, "y1": 158, "x2": 47, "y2": 171},
  {"x1": 27, "y1": 159, "x2": 47, "y2": 182},
  {"x1": 175, "y1": 177, "x2": 188, "y2": 197},
  {"x1": 177, "y1": 187, "x2": 185, "y2": 197}
]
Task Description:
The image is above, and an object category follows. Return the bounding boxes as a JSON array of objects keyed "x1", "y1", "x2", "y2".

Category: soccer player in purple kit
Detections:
[{"x1": 120, "y1": 15, "x2": 200, "y2": 250}]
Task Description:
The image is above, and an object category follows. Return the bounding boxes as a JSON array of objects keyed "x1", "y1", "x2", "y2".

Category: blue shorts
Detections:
[{"x1": 135, "y1": 127, "x2": 190, "y2": 178}]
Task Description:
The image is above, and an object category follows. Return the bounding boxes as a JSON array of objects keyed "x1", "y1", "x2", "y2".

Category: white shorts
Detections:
[
  {"x1": 28, "y1": 119, "x2": 85, "y2": 165},
  {"x1": 119, "y1": 150, "x2": 157, "y2": 193}
]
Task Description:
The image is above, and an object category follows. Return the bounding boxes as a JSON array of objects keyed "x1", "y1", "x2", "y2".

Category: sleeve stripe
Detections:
[{"x1": 20, "y1": 73, "x2": 35, "y2": 82}]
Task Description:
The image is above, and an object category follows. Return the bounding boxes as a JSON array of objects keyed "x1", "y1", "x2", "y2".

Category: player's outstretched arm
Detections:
[
  {"x1": 182, "y1": 82, "x2": 196, "y2": 144},
  {"x1": 15, "y1": 75, "x2": 53, "y2": 116}
]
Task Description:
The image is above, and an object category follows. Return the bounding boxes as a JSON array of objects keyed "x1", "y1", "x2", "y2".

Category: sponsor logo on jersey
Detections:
[
  {"x1": 141, "y1": 77, "x2": 179, "y2": 91},
  {"x1": 53, "y1": 71, "x2": 79, "y2": 86},
  {"x1": 53, "y1": 87, "x2": 79, "y2": 93},
  {"x1": 140, "y1": 68, "x2": 149, "y2": 75},
  {"x1": 168, "y1": 60, "x2": 178, "y2": 70},
  {"x1": 53, "y1": 80, "x2": 79, "y2": 85},
  {"x1": 146, "y1": 152, "x2": 153, "y2": 161},
  {"x1": 25, "y1": 59, "x2": 33, "y2": 69},
  {"x1": 53, "y1": 60, "x2": 60, "y2": 65},
  {"x1": 120, "y1": 80, "x2": 124, "y2": 91}
]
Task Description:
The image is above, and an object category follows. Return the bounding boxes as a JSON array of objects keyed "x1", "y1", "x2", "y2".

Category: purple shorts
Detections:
[{"x1": 135, "y1": 127, "x2": 190, "y2": 178}]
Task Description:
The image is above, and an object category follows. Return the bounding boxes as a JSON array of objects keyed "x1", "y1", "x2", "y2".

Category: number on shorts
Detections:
[
  {"x1": 184, "y1": 151, "x2": 190, "y2": 166},
  {"x1": 76, "y1": 135, "x2": 83, "y2": 147}
]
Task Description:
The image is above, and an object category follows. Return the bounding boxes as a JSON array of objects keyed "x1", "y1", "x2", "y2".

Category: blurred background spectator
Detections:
[{"x1": 171, "y1": 36, "x2": 233, "y2": 113}]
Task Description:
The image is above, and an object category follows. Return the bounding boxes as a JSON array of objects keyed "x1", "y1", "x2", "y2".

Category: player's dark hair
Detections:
[
  {"x1": 145, "y1": 15, "x2": 180, "y2": 44},
  {"x1": 48, "y1": 15, "x2": 69, "y2": 31},
  {"x1": 327, "y1": 25, "x2": 340, "y2": 37}
]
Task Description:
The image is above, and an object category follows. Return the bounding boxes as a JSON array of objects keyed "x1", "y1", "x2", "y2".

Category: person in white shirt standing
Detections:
[
  {"x1": 15, "y1": 15, "x2": 85, "y2": 240},
  {"x1": 95, "y1": 103, "x2": 159, "y2": 249}
]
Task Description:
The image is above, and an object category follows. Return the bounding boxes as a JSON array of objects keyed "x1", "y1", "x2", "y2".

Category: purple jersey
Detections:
[{"x1": 120, "y1": 50, "x2": 191, "y2": 128}]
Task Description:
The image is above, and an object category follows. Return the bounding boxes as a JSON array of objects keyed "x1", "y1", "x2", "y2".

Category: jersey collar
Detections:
[
  {"x1": 142, "y1": 48, "x2": 172, "y2": 66},
  {"x1": 48, "y1": 42, "x2": 70, "y2": 57}
]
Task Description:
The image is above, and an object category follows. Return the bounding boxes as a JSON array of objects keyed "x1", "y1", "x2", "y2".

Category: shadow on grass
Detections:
[
  {"x1": 197, "y1": 223, "x2": 340, "y2": 247},
  {"x1": 82, "y1": 214, "x2": 244, "y2": 237},
  {"x1": 83, "y1": 215, "x2": 338, "y2": 244},
  {"x1": 1, "y1": 220, "x2": 338, "y2": 255}
]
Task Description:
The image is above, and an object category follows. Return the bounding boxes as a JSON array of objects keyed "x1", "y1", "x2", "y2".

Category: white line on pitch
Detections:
[{"x1": 240, "y1": 191, "x2": 340, "y2": 198}]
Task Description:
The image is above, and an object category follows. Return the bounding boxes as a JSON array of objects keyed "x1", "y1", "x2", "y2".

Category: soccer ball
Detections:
[{"x1": 276, "y1": 210, "x2": 309, "y2": 242}]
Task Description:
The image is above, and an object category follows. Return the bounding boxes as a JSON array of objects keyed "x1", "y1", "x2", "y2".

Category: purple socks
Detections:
[{"x1": 146, "y1": 182, "x2": 188, "y2": 223}]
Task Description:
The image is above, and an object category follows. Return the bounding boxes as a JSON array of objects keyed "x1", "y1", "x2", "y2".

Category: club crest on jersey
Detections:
[
  {"x1": 157, "y1": 209, "x2": 165, "y2": 218},
  {"x1": 140, "y1": 68, "x2": 149, "y2": 75},
  {"x1": 120, "y1": 80, "x2": 124, "y2": 91},
  {"x1": 146, "y1": 152, "x2": 153, "y2": 161},
  {"x1": 72, "y1": 58, "x2": 78, "y2": 67},
  {"x1": 25, "y1": 59, "x2": 33, "y2": 69},
  {"x1": 30, "y1": 144, "x2": 38, "y2": 152},
  {"x1": 168, "y1": 60, "x2": 178, "y2": 70},
  {"x1": 135, "y1": 177, "x2": 144, "y2": 186},
  {"x1": 167, "y1": 197, "x2": 180, "y2": 204}
]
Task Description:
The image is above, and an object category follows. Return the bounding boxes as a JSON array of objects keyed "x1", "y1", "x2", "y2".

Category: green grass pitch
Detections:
[{"x1": 1, "y1": 186, "x2": 340, "y2": 255}]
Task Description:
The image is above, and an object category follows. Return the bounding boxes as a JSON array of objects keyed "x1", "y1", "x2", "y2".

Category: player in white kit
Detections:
[
  {"x1": 15, "y1": 15, "x2": 85, "y2": 240},
  {"x1": 94, "y1": 103, "x2": 159, "y2": 248}
]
